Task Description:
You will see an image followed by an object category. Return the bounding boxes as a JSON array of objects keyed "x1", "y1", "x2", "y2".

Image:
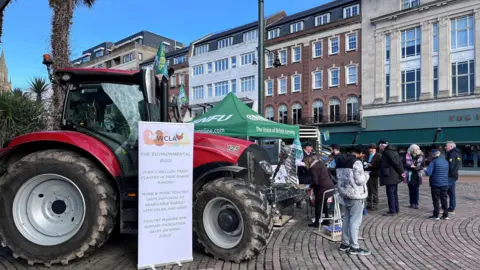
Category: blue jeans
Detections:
[
  {"x1": 341, "y1": 198, "x2": 364, "y2": 249},
  {"x1": 447, "y1": 178, "x2": 456, "y2": 210},
  {"x1": 408, "y1": 183, "x2": 420, "y2": 206}
]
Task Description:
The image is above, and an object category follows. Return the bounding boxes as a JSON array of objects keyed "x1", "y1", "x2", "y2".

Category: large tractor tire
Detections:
[
  {"x1": 0, "y1": 149, "x2": 117, "y2": 266},
  {"x1": 193, "y1": 177, "x2": 273, "y2": 263}
]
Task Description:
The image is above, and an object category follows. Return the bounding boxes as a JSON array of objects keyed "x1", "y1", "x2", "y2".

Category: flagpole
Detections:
[{"x1": 257, "y1": 0, "x2": 265, "y2": 117}]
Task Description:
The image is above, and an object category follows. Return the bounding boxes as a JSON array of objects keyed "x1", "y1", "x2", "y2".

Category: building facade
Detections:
[
  {"x1": 187, "y1": 12, "x2": 286, "y2": 118},
  {"x1": 263, "y1": 0, "x2": 362, "y2": 138},
  {"x1": 361, "y1": 0, "x2": 480, "y2": 173},
  {"x1": 0, "y1": 50, "x2": 12, "y2": 92},
  {"x1": 72, "y1": 31, "x2": 185, "y2": 70}
]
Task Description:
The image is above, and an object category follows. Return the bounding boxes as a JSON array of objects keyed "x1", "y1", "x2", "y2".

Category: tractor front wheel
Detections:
[
  {"x1": 193, "y1": 177, "x2": 273, "y2": 262},
  {"x1": 0, "y1": 149, "x2": 117, "y2": 266}
]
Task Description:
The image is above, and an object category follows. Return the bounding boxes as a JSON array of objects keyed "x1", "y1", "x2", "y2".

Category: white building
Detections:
[
  {"x1": 188, "y1": 12, "x2": 286, "y2": 118},
  {"x1": 361, "y1": 0, "x2": 480, "y2": 173}
]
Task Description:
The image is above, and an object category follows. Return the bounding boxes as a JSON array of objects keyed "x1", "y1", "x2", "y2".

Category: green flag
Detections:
[
  {"x1": 153, "y1": 43, "x2": 169, "y2": 78},
  {"x1": 178, "y1": 85, "x2": 188, "y2": 105}
]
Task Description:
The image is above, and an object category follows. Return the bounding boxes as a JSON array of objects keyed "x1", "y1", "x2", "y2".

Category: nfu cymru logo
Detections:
[{"x1": 142, "y1": 129, "x2": 189, "y2": 147}]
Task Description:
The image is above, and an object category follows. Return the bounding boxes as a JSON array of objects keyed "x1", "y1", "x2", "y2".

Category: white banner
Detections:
[{"x1": 137, "y1": 121, "x2": 194, "y2": 269}]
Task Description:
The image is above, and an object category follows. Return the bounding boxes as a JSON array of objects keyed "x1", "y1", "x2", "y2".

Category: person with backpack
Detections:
[{"x1": 379, "y1": 140, "x2": 405, "y2": 216}]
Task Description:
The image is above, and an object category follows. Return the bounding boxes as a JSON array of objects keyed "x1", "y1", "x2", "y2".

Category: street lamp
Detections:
[
  {"x1": 257, "y1": 0, "x2": 265, "y2": 117},
  {"x1": 252, "y1": 48, "x2": 281, "y2": 67}
]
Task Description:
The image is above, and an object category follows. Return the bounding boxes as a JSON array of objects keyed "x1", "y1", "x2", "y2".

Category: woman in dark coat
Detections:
[{"x1": 307, "y1": 153, "x2": 335, "y2": 227}]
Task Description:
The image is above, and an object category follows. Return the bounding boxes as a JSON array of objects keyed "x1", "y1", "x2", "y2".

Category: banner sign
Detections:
[{"x1": 138, "y1": 121, "x2": 194, "y2": 269}]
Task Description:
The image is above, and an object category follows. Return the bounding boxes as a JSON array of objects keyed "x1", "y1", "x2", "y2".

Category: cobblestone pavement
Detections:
[{"x1": 2, "y1": 180, "x2": 480, "y2": 270}]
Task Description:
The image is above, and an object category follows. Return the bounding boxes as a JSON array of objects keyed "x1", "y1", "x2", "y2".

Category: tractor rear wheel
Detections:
[
  {"x1": 0, "y1": 149, "x2": 117, "y2": 266},
  {"x1": 193, "y1": 177, "x2": 273, "y2": 263}
]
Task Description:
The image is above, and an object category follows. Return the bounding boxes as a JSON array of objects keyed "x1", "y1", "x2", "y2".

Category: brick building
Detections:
[{"x1": 263, "y1": 0, "x2": 362, "y2": 141}]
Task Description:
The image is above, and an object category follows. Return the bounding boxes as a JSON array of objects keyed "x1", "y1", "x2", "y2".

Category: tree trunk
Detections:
[
  {"x1": 50, "y1": 0, "x2": 74, "y2": 130},
  {"x1": 37, "y1": 93, "x2": 41, "y2": 103}
]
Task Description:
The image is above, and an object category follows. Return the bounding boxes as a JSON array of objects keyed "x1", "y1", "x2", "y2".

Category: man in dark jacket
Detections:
[
  {"x1": 365, "y1": 143, "x2": 382, "y2": 210},
  {"x1": 306, "y1": 154, "x2": 335, "y2": 227},
  {"x1": 425, "y1": 149, "x2": 450, "y2": 220},
  {"x1": 445, "y1": 141, "x2": 461, "y2": 214},
  {"x1": 296, "y1": 142, "x2": 314, "y2": 208},
  {"x1": 379, "y1": 142, "x2": 405, "y2": 216}
]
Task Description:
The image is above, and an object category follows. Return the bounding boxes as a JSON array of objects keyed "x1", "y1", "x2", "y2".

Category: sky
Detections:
[{"x1": 3, "y1": 0, "x2": 330, "y2": 89}]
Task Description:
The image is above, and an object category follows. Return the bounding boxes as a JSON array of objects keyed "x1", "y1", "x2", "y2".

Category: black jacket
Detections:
[
  {"x1": 379, "y1": 145, "x2": 404, "y2": 186},
  {"x1": 366, "y1": 152, "x2": 382, "y2": 178},
  {"x1": 446, "y1": 148, "x2": 461, "y2": 180}
]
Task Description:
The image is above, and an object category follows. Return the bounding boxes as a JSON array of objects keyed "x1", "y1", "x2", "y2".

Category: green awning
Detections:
[
  {"x1": 190, "y1": 93, "x2": 299, "y2": 139},
  {"x1": 357, "y1": 128, "x2": 439, "y2": 146},
  {"x1": 325, "y1": 132, "x2": 359, "y2": 146},
  {"x1": 438, "y1": 126, "x2": 480, "y2": 144}
]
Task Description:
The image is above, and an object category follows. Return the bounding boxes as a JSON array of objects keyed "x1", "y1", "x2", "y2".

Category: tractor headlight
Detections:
[{"x1": 259, "y1": 160, "x2": 273, "y2": 175}]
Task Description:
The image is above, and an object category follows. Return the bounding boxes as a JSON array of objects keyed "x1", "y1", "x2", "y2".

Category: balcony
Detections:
[{"x1": 270, "y1": 114, "x2": 361, "y2": 126}]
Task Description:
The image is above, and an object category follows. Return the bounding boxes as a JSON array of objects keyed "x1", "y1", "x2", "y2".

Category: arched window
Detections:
[
  {"x1": 312, "y1": 100, "x2": 324, "y2": 123},
  {"x1": 346, "y1": 96, "x2": 359, "y2": 121},
  {"x1": 265, "y1": 106, "x2": 274, "y2": 121},
  {"x1": 278, "y1": 104, "x2": 288, "y2": 124},
  {"x1": 329, "y1": 98, "x2": 340, "y2": 123},
  {"x1": 292, "y1": 103, "x2": 302, "y2": 124}
]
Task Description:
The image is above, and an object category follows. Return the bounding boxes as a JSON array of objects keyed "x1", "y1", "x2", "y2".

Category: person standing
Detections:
[
  {"x1": 424, "y1": 149, "x2": 450, "y2": 220},
  {"x1": 445, "y1": 141, "x2": 461, "y2": 214},
  {"x1": 295, "y1": 142, "x2": 314, "y2": 208},
  {"x1": 337, "y1": 145, "x2": 371, "y2": 255},
  {"x1": 379, "y1": 141, "x2": 405, "y2": 216},
  {"x1": 365, "y1": 143, "x2": 381, "y2": 211},
  {"x1": 306, "y1": 153, "x2": 335, "y2": 227},
  {"x1": 403, "y1": 144, "x2": 425, "y2": 209}
]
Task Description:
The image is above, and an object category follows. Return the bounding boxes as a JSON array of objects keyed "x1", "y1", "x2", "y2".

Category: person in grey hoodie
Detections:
[{"x1": 336, "y1": 145, "x2": 371, "y2": 256}]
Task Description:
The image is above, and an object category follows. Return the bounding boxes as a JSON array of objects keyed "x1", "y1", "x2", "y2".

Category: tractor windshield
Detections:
[{"x1": 64, "y1": 82, "x2": 146, "y2": 146}]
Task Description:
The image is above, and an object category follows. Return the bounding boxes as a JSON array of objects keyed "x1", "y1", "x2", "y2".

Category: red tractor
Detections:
[{"x1": 0, "y1": 55, "x2": 276, "y2": 266}]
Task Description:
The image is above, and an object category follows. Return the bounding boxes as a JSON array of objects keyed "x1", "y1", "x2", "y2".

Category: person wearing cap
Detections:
[
  {"x1": 336, "y1": 145, "x2": 371, "y2": 255},
  {"x1": 378, "y1": 140, "x2": 388, "y2": 152},
  {"x1": 365, "y1": 143, "x2": 382, "y2": 210},
  {"x1": 424, "y1": 149, "x2": 450, "y2": 220},
  {"x1": 379, "y1": 142, "x2": 405, "y2": 216}
]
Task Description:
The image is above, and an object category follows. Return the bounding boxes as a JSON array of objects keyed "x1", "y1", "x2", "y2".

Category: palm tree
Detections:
[
  {"x1": 12, "y1": 87, "x2": 28, "y2": 98},
  {"x1": 28, "y1": 77, "x2": 50, "y2": 103},
  {"x1": 49, "y1": 0, "x2": 96, "y2": 128}
]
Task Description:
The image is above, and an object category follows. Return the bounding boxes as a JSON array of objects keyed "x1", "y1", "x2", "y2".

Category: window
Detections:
[
  {"x1": 313, "y1": 71, "x2": 322, "y2": 89},
  {"x1": 278, "y1": 77, "x2": 287, "y2": 94},
  {"x1": 98, "y1": 64, "x2": 102, "y2": 68},
  {"x1": 343, "y1": 4, "x2": 360, "y2": 18},
  {"x1": 315, "y1": 14, "x2": 330, "y2": 26},
  {"x1": 386, "y1": 74, "x2": 390, "y2": 103},
  {"x1": 278, "y1": 104, "x2": 288, "y2": 123},
  {"x1": 292, "y1": 74, "x2": 301, "y2": 92},
  {"x1": 95, "y1": 50, "x2": 103, "y2": 57},
  {"x1": 433, "y1": 66, "x2": 438, "y2": 98},
  {"x1": 268, "y1": 29, "x2": 280, "y2": 40},
  {"x1": 207, "y1": 62, "x2": 213, "y2": 73},
  {"x1": 266, "y1": 53, "x2": 273, "y2": 68},
  {"x1": 138, "y1": 52, "x2": 143, "y2": 61},
  {"x1": 193, "y1": 65, "x2": 204, "y2": 76},
  {"x1": 279, "y1": 50, "x2": 287, "y2": 65},
  {"x1": 402, "y1": 0, "x2": 420, "y2": 9},
  {"x1": 123, "y1": 53, "x2": 133, "y2": 63},
  {"x1": 386, "y1": 34, "x2": 391, "y2": 61},
  {"x1": 451, "y1": 15, "x2": 474, "y2": 49},
  {"x1": 231, "y1": 56, "x2": 237, "y2": 68},
  {"x1": 240, "y1": 76, "x2": 255, "y2": 92},
  {"x1": 265, "y1": 106, "x2": 274, "y2": 121},
  {"x1": 82, "y1": 56, "x2": 90, "y2": 63},
  {"x1": 292, "y1": 103, "x2": 302, "y2": 124},
  {"x1": 313, "y1": 100, "x2": 324, "y2": 123},
  {"x1": 170, "y1": 75, "x2": 176, "y2": 88},
  {"x1": 401, "y1": 68, "x2": 421, "y2": 101},
  {"x1": 217, "y1": 37, "x2": 233, "y2": 49},
  {"x1": 346, "y1": 96, "x2": 359, "y2": 121},
  {"x1": 433, "y1": 23, "x2": 439, "y2": 53},
  {"x1": 313, "y1": 41, "x2": 322, "y2": 58},
  {"x1": 292, "y1": 46, "x2": 301, "y2": 62},
  {"x1": 243, "y1": 29, "x2": 258, "y2": 42},
  {"x1": 329, "y1": 68, "x2": 339, "y2": 87},
  {"x1": 290, "y1": 21, "x2": 304, "y2": 33},
  {"x1": 401, "y1": 27, "x2": 421, "y2": 58},
  {"x1": 207, "y1": 84, "x2": 213, "y2": 97},
  {"x1": 173, "y1": 55, "x2": 186, "y2": 64},
  {"x1": 346, "y1": 65, "x2": 357, "y2": 84},
  {"x1": 329, "y1": 37, "x2": 339, "y2": 55},
  {"x1": 452, "y1": 60, "x2": 475, "y2": 96},
  {"x1": 328, "y1": 98, "x2": 340, "y2": 122},
  {"x1": 179, "y1": 74, "x2": 185, "y2": 86},
  {"x1": 266, "y1": 80, "x2": 273, "y2": 96},
  {"x1": 231, "y1": 80, "x2": 237, "y2": 93},
  {"x1": 346, "y1": 33, "x2": 357, "y2": 51},
  {"x1": 241, "y1": 52, "x2": 255, "y2": 65},
  {"x1": 193, "y1": 86, "x2": 204, "y2": 100},
  {"x1": 215, "y1": 58, "x2": 229, "y2": 72},
  {"x1": 215, "y1": 81, "x2": 229, "y2": 96},
  {"x1": 195, "y1": 44, "x2": 209, "y2": 55}
]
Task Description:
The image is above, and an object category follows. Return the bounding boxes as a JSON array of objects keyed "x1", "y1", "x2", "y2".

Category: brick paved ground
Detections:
[{"x1": 1, "y1": 179, "x2": 480, "y2": 270}]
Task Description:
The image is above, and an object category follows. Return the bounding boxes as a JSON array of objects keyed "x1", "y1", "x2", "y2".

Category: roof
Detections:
[
  {"x1": 197, "y1": 21, "x2": 258, "y2": 44},
  {"x1": 141, "y1": 46, "x2": 191, "y2": 65},
  {"x1": 267, "y1": 0, "x2": 358, "y2": 28}
]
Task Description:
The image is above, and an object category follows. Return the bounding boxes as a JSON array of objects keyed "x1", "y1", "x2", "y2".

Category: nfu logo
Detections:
[{"x1": 192, "y1": 114, "x2": 233, "y2": 123}]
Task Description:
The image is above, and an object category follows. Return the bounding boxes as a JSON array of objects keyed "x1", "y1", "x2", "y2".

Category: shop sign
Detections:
[{"x1": 449, "y1": 113, "x2": 480, "y2": 122}]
